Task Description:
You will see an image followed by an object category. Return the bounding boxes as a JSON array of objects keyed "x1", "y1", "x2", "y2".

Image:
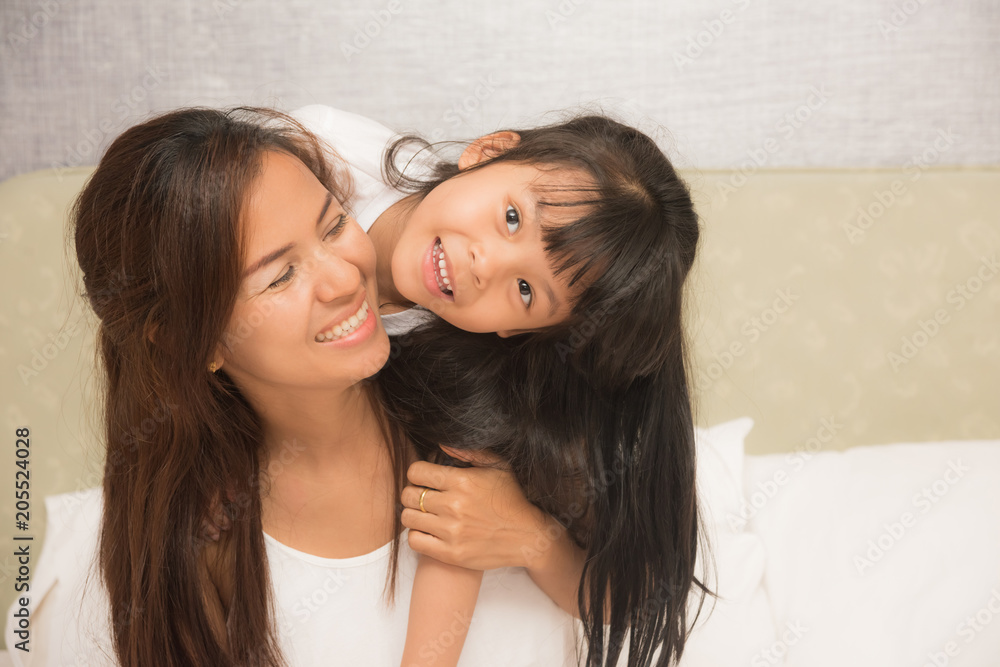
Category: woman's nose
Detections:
[{"x1": 312, "y1": 248, "x2": 361, "y2": 302}]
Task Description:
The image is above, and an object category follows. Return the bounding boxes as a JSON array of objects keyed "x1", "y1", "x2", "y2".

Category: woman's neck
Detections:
[
  {"x1": 367, "y1": 193, "x2": 418, "y2": 311},
  {"x1": 254, "y1": 383, "x2": 388, "y2": 477},
  {"x1": 252, "y1": 382, "x2": 412, "y2": 558}
]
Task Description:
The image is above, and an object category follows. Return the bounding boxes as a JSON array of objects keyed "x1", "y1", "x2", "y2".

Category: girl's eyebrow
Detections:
[
  {"x1": 242, "y1": 192, "x2": 335, "y2": 278},
  {"x1": 524, "y1": 195, "x2": 560, "y2": 317},
  {"x1": 543, "y1": 281, "x2": 559, "y2": 317}
]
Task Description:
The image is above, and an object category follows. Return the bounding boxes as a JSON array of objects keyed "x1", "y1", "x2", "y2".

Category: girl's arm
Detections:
[
  {"x1": 401, "y1": 554, "x2": 483, "y2": 667},
  {"x1": 402, "y1": 447, "x2": 610, "y2": 623}
]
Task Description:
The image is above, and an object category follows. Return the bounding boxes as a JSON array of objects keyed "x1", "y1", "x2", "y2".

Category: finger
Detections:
[
  {"x1": 401, "y1": 484, "x2": 440, "y2": 515},
  {"x1": 202, "y1": 524, "x2": 220, "y2": 542},
  {"x1": 400, "y1": 507, "x2": 443, "y2": 536},
  {"x1": 407, "y1": 460, "x2": 458, "y2": 490},
  {"x1": 439, "y1": 445, "x2": 510, "y2": 471},
  {"x1": 406, "y1": 528, "x2": 455, "y2": 566},
  {"x1": 212, "y1": 506, "x2": 231, "y2": 531}
]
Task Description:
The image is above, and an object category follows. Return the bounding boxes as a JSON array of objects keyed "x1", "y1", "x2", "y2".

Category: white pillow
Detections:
[
  {"x1": 679, "y1": 417, "x2": 785, "y2": 667},
  {"x1": 695, "y1": 417, "x2": 753, "y2": 531}
]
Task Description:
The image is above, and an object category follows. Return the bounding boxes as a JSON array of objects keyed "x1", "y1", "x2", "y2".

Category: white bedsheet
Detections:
[
  {"x1": 4, "y1": 427, "x2": 998, "y2": 666},
  {"x1": 743, "y1": 440, "x2": 1000, "y2": 667}
]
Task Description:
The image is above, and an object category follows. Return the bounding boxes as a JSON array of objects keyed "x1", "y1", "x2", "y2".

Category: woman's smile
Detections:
[{"x1": 313, "y1": 296, "x2": 375, "y2": 345}]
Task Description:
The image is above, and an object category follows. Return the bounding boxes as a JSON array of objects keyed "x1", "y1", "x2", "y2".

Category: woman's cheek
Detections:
[{"x1": 224, "y1": 292, "x2": 299, "y2": 360}]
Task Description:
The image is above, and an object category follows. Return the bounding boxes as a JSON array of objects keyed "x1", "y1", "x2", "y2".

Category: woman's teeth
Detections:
[
  {"x1": 433, "y1": 239, "x2": 452, "y2": 295},
  {"x1": 315, "y1": 301, "x2": 369, "y2": 342}
]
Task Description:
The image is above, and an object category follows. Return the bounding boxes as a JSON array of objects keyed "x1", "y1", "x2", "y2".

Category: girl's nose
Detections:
[
  {"x1": 468, "y1": 242, "x2": 487, "y2": 288},
  {"x1": 468, "y1": 240, "x2": 513, "y2": 289}
]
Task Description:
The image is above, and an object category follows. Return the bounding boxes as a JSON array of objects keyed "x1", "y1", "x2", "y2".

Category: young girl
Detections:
[{"x1": 291, "y1": 105, "x2": 714, "y2": 667}]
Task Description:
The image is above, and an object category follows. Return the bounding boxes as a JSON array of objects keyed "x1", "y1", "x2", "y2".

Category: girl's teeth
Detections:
[
  {"x1": 315, "y1": 301, "x2": 369, "y2": 342},
  {"x1": 433, "y1": 239, "x2": 453, "y2": 296}
]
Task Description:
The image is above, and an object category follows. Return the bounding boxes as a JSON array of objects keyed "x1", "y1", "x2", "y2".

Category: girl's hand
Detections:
[{"x1": 400, "y1": 445, "x2": 558, "y2": 571}]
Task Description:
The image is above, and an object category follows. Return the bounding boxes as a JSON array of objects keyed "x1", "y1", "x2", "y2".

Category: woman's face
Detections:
[{"x1": 217, "y1": 151, "x2": 390, "y2": 391}]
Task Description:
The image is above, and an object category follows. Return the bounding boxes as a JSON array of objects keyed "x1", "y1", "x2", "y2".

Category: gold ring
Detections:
[{"x1": 419, "y1": 487, "x2": 430, "y2": 513}]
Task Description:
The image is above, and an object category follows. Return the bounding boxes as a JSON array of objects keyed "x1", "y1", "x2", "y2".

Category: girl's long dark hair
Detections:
[
  {"x1": 72, "y1": 107, "x2": 412, "y2": 666},
  {"x1": 375, "y1": 113, "x2": 715, "y2": 667}
]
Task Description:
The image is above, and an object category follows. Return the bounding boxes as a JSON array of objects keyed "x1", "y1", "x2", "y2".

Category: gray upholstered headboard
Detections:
[{"x1": 1, "y1": 0, "x2": 997, "y2": 181}]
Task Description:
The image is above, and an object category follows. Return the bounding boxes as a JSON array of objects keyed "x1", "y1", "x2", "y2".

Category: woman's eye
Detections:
[
  {"x1": 268, "y1": 266, "x2": 295, "y2": 290},
  {"x1": 325, "y1": 215, "x2": 348, "y2": 240},
  {"x1": 517, "y1": 279, "x2": 532, "y2": 308},
  {"x1": 505, "y1": 205, "x2": 521, "y2": 235}
]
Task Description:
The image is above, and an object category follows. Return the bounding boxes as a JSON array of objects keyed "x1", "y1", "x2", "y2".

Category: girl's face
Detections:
[
  {"x1": 389, "y1": 161, "x2": 579, "y2": 337},
  {"x1": 217, "y1": 151, "x2": 390, "y2": 390}
]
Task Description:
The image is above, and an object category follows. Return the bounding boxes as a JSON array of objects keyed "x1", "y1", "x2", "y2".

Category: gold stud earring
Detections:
[{"x1": 208, "y1": 362, "x2": 218, "y2": 373}]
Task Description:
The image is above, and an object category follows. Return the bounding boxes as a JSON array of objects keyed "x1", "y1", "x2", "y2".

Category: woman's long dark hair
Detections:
[
  {"x1": 72, "y1": 107, "x2": 412, "y2": 666},
  {"x1": 375, "y1": 114, "x2": 715, "y2": 667}
]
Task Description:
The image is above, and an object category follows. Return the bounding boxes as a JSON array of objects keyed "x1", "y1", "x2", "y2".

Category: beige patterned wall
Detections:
[{"x1": 686, "y1": 168, "x2": 1000, "y2": 455}]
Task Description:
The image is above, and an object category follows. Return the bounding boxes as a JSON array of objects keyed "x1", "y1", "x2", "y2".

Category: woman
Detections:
[{"x1": 18, "y1": 107, "x2": 584, "y2": 666}]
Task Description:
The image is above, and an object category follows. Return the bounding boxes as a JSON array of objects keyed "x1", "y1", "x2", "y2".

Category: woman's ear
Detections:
[
  {"x1": 496, "y1": 328, "x2": 532, "y2": 339},
  {"x1": 208, "y1": 346, "x2": 225, "y2": 374},
  {"x1": 457, "y1": 131, "x2": 521, "y2": 170}
]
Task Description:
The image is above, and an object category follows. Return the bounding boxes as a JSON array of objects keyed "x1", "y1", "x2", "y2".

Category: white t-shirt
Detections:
[
  {"x1": 291, "y1": 104, "x2": 437, "y2": 337},
  {"x1": 4, "y1": 487, "x2": 583, "y2": 666}
]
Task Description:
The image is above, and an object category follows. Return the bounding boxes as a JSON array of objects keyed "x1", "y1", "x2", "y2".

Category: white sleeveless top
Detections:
[
  {"x1": 291, "y1": 103, "x2": 439, "y2": 337},
  {"x1": 4, "y1": 487, "x2": 583, "y2": 666}
]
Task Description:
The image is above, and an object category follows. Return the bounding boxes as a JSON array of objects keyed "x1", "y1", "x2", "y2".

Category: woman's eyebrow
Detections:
[
  {"x1": 242, "y1": 192, "x2": 335, "y2": 279},
  {"x1": 243, "y1": 243, "x2": 293, "y2": 279}
]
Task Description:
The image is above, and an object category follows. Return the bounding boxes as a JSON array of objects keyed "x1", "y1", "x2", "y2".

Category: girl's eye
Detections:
[
  {"x1": 517, "y1": 279, "x2": 532, "y2": 308},
  {"x1": 268, "y1": 266, "x2": 295, "y2": 290},
  {"x1": 505, "y1": 205, "x2": 521, "y2": 235}
]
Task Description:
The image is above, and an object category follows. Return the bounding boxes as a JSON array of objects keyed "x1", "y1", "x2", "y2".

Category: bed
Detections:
[{"x1": 681, "y1": 418, "x2": 1000, "y2": 667}]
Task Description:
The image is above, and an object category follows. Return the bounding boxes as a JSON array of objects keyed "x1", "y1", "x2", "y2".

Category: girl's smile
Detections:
[
  {"x1": 423, "y1": 237, "x2": 456, "y2": 302},
  {"x1": 387, "y1": 160, "x2": 580, "y2": 336}
]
